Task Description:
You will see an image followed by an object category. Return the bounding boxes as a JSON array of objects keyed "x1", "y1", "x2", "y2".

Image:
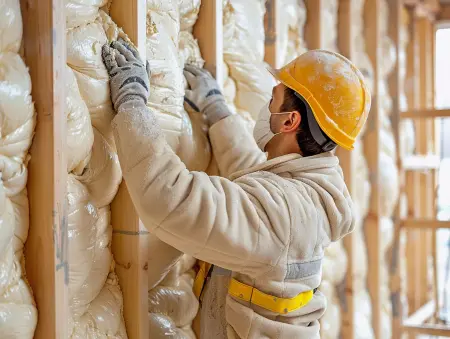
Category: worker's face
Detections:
[{"x1": 268, "y1": 83, "x2": 302, "y2": 136}]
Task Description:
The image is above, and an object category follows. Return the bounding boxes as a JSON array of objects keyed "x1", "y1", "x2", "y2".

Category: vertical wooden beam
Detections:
[
  {"x1": 404, "y1": 10, "x2": 422, "y2": 317},
  {"x1": 417, "y1": 16, "x2": 433, "y2": 311},
  {"x1": 20, "y1": 0, "x2": 68, "y2": 338},
  {"x1": 304, "y1": 0, "x2": 323, "y2": 50},
  {"x1": 388, "y1": 1, "x2": 404, "y2": 338},
  {"x1": 109, "y1": 1, "x2": 149, "y2": 338},
  {"x1": 364, "y1": 0, "x2": 382, "y2": 338},
  {"x1": 264, "y1": 0, "x2": 283, "y2": 68},
  {"x1": 337, "y1": 2, "x2": 355, "y2": 338},
  {"x1": 191, "y1": 2, "x2": 225, "y2": 335},
  {"x1": 193, "y1": 0, "x2": 224, "y2": 87}
]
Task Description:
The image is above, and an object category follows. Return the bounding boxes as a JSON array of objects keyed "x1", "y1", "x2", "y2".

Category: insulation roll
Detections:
[
  {"x1": 0, "y1": 53, "x2": 35, "y2": 160},
  {"x1": 0, "y1": 0, "x2": 22, "y2": 53},
  {"x1": 223, "y1": 0, "x2": 275, "y2": 119},
  {"x1": 279, "y1": 0, "x2": 307, "y2": 65},
  {"x1": 146, "y1": 1, "x2": 211, "y2": 172},
  {"x1": 146, "y1": 1, "x2": 208, "y2": 336},
  {"x1": 66, "y1": 66, "x2": 94, "y2": 175},
  {"x1": 0, "y1": 1, "x2": 38, "y2": 336},
  {"x1": 65, "y1": 2, "x2": 126, "y2": 336}
]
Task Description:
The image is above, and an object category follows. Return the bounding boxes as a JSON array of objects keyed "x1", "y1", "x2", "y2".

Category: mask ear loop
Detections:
[{"x1": 293, "y1": 92, "x2": 337, "y2": 152}]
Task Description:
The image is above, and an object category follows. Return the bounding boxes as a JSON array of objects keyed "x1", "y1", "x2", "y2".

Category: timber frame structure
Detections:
[{"x1": 18, "y1": 0, "x2": 449, "y2": 338}]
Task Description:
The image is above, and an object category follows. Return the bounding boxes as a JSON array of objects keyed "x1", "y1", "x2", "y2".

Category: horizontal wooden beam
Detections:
[
  {"x1": 402, "y1": 155, "x2": 441, "y2": 170},
  {"x1": 402, "y1": 323, "x2": 450, "y2": 336},
  {"x1": 401, "y1": 219, "x2": 450, "y2": 230},
  {"x1": 403, "y1": 301, "x2": 435, "y2": 326},
  {"x1": 438, "y1": 4, "x2": 450, "y2": 22},
  {"x1": 401, "y1": 108, "x2": 450, "y2": 118}
]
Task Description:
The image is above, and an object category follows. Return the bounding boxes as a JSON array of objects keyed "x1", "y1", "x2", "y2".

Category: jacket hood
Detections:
[{"x1": 231, "y1": 152, "x2": 355, "y2": 242}]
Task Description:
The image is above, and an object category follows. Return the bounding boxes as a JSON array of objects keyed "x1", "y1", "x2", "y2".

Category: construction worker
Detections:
[{"x1": 102, "y1": 40, "x2": 370, "y2": 338}]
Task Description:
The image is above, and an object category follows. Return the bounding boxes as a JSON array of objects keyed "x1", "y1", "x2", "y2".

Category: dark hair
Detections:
[{"x1": 281, "y1": 87, "x2": 334, "y2": 156}]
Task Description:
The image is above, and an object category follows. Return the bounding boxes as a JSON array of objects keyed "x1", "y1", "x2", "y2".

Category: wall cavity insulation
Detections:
[
  {"x1": 0, "y1": 0, "x2": 38, "y2": 337},
  {"x1": 0, "y1": 0, "x2": 417, "y2": 338},
  {"x1": 65, "y1": 1, "x2": 127, "y2": 337}
]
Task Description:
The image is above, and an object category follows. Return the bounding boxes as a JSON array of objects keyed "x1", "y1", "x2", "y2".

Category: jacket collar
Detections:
[{"x1": 229, "y1": 152, "x2": 338, "y2": 181}]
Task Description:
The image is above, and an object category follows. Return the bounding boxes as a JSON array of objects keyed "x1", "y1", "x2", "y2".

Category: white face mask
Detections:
[{"x1": 253, "y1": 101, "x2": 290, "y2": 151}]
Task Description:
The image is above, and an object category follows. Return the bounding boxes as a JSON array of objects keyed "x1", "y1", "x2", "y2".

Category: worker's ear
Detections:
[{"x1": 280, "y1": 110, "x2": 301, "y2": 133}]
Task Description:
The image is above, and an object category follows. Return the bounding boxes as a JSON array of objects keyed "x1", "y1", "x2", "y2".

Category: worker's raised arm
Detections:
[
  {"x1": 184, "y1": 65, "x2": 266, "y2": 177},
  {"x1": 103, "y1": 41, "x2": 284, "y2": 272}
]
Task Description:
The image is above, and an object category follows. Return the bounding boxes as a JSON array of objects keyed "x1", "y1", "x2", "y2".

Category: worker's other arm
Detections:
[
  {"x1": 112, "y1": 103, "x2": 285, "y2": 273},
  {"x1": 184, "y1": 65, "x2": 266, "y2": 177}
]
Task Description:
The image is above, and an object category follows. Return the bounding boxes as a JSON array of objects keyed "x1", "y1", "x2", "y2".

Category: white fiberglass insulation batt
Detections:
[
  {"x1": 364, "y1": 2, "x2": 399, "y2": 338},
  {"x1": 146, "y1": 1, "x2": 207, "y2": 337},
  {"x1": 0, "y1": 0, "x2": 38, "y2": 337},
  {"x1": 399, "y1": 10, "x2": 415, "y2": 157},
  {"x1": 313, "y1": 4, "x2": 346, "y2": 338},
  {"x1": 279, "y1": 0, "x2": 307, "y2": 65},
  {"x1": 66, "y1": 2, "x2": 127, "y2": 337},
  {"x1": 223, "y1": 0, "x2": 275, "y2": 122}
]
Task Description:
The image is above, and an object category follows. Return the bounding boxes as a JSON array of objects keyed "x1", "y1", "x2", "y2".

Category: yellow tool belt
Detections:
[
  {"x1": 228, "y1": 278, "x2": 314, "y2": 314},
  {"x1": 193, "y1": 261, "x2": 212, "y2": 299},
  {"x1": 194, "y1": 262, "x2": 315, "y2": 314}
]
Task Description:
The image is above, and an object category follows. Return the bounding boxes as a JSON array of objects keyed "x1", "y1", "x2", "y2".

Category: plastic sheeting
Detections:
[
  {"x1": 0, "y1": 0, "x2": 38, "y2": 337},
  {"x1": 146, "y1": 1, "x2": 207, "y2": 336},
  {"x1": 65, "y1": 1, "x2": 127, "y2": 337}
]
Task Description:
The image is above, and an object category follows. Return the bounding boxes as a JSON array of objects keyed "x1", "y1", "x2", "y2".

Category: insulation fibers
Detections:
[
  {"x1": 279, "y1": 0, "x2": 307, "y2": 65},
  {"x1": 146, "y1": 0, "x2": 211, "y2": 172},
  {"x1": 223, "y1": 0, "x2": 275, "y2": 120},
  {"x1": 321, "y1": 0, "x2": 339, "y2": 52},
  {"x1": 65, "y1": 3, "x2": 126, "y2": 337},
  {"x1": 0, "y1": 0, "x2": 37, "y2": 336},
  {"x1": 320, "y1": 281, "x2": 341, "y2": 339},
  {"x1": 146, "y1": 1, "x2": 207, "y2": 336}
]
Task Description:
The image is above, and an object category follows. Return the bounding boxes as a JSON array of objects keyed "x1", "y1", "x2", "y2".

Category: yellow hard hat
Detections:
[{"x1": 269, "y1": 50, "x2": 371, "y2": 150}]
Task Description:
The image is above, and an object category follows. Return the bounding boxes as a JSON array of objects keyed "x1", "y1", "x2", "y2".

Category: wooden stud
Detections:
[
  {"x1": 191, "y1": 2, "x2": 225, "y2": 335},
  {"x1": 109, "y1": 1, "x2": 149, "y2": 338},
  {"x1": 388, "y1": 1, "x2": 404, "y2": 338},
  {"x1": 264, "y1": 0, "x2": 283, "y2": 68},
  {"x1": 337, "y1": 1, "x2": 356, "y2": 338},
  {"x1": 364, "y1": 0, "x2": 382, "y2": 337},
  {"x1": 20, "y1": 0, "x2": 68, "y2": 338},
  {"x1": 401, "y1": 219, "x2": 450, "y2": 230},
  {"x1": 304, "y1": 0, "x2": 323, "y2": 50},
  {"x1": 402, "y1": 324, "x2": 450, "y2": 336},
  {"x1": 401, "y1": 108, "x2": 450, "y2": 118},
  {"x1": 193, "y1": 0, "x2": 224, "y2": 87}
]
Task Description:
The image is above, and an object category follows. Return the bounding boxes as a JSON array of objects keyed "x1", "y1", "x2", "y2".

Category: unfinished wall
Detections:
[
  {"x1": 352, "y1": 0, "x2": 375, "y2": 338},
  {"x1": 363, "y1": 1, "x2": 400, "y2": 338},
  {"x1": 145, "y1": 1, "x2": 211, "y2": 337},
  {"x1": 65, "y1": 1, "x2": 127, "y2": 337},
  {"x1": 0, "y1": 0, "x2": 38, "y2": 337}
]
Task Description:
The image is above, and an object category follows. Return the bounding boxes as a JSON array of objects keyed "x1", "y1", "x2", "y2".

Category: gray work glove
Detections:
[
  {"x1": 183, "y1": 65, "x2": 232, "y2": 126},
  {"x1": 102, "y1": 39, "x2": 150, "y2": 111}
]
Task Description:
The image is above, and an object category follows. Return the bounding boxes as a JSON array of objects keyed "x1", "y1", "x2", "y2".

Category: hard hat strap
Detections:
[{"x1": 293, "y1": 92, "x2": 337, "y2": 152}]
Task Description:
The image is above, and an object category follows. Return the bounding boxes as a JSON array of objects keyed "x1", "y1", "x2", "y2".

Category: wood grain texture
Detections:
[
  {"x1": 109, "y1": 1, "x2": 149, "y2": 338},
  {"x1": 20, "y1": 0, "x2": 68, "y2": 338}
]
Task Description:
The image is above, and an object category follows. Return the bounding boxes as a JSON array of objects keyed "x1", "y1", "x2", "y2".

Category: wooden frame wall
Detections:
[
  {"x1": 17, "y1": 0, "x2": 442, "y2": 338},
  {"x1": 21, "y1": 0, "x2": 68, "y2": 338}
]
